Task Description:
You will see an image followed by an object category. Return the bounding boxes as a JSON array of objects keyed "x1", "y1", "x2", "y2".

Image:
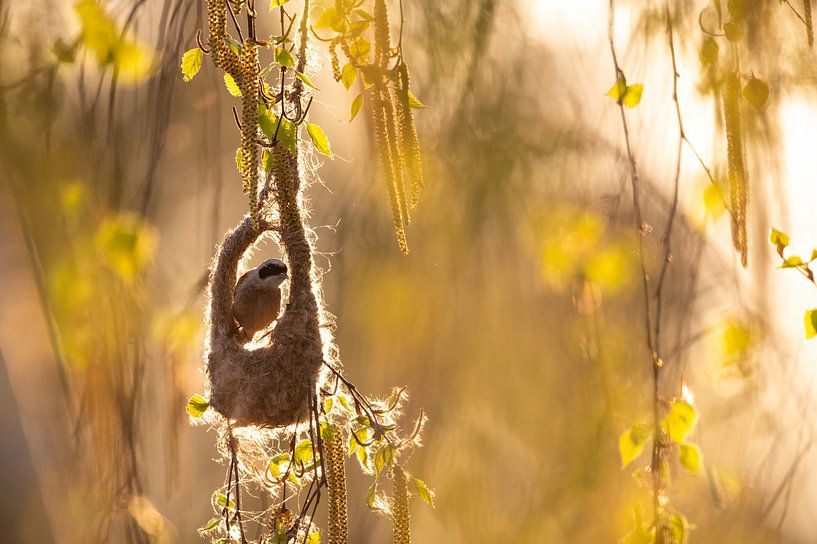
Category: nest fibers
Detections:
[{"x1": 204, "y1": 146, "x2": 335, "y2": 427}]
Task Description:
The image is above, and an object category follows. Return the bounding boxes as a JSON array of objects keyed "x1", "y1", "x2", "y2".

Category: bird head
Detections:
[{"x1": 257, "y1": 258, "x2": 288, "y2": 287}]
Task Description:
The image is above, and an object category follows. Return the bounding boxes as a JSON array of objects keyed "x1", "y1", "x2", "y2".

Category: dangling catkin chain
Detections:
[
  {"x1": 396, "y1": 64, "x2": 424, "y2": 210},
  {"x1": 240, "y1": 39, "x2": 260, "y2": 229},
  {"x1": 390, "y1": 465, "x2": 411, "y2": 544},
  {"x1": 330, "y1": 38, "x2": 342, "y2": 82},
  {"x1": 324, "y1": 430, "x2": 348, "y2": 544},
  {"x1": 208, "y1": 0, "x2": 240, "y2": 80},
  {"x1": 806, "y1": 0, "x2": 814, "y2": 47},
  {"x1": 371, "y1": 89, "x2": 409, "y2": 254},
  {"x1": 372, "y1": 0, "x2": 410, "y2": 253},
  {"x1": 723, "y1": 71, "x2": 748, "y2": 267}
]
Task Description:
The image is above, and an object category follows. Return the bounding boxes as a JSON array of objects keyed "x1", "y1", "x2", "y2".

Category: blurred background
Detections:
[{"x1": 1, "y1": 0, "x2": 817, "y2": 542}]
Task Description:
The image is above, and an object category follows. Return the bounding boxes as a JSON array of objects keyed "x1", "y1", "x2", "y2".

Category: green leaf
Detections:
[
  {"x1": 810, "y1": 249, "x2": 817, "y2": 262},
  {"x1": 224, "y1": 36, "x2": 242, "y2": 55},
  {"x1": 338, "y1": 395, "x2": 355, "y2": 413},
  {"x1": 668, "y1": 513, "x2": 688, "y2": 544},
  {"x1": 606, "y1": 79, "x2": 628, "y2": 100},
  {"x1": 305, "y1": 531, "x2": 320, "y2": 544},
  {"x1": 262, "y1": 149, "x2": 273, "y2": 173},
  {"x1": 315, "y1": 7, "x2": 343, "y2": 31},
  {"x1": 349, "y1": 38, "x2": 371, "y2": 62},
  {"x1": 320, "y1": 422, "x2": 335, "y2": 444},
  {"x1": 341, "y1": 63, "x2": 357, "y2": 90},
  {"x1": 198, "y1": 517, "x2": 220, "y2": 534},
  {"x1": 407, "y1": 90, "x2": 425, "y2": 109},
  {"x1": 224, "y1": 73, "x2": 242, "y2": 96},
  {"x1": 413, "y1": 478, "x2": 435, "y2": 508},
  {"x1": 269, "y1": 0, "x2": 290, "y2": 9},
  {"x1": 365, "y1": 481, "x2": 378, "y2": 510},
  {"x1": 306, "y1": 123, "x2": 332, "y2": 157},
  {"x1": 374, "y1": 444, "x2": 395, "y2": 474},
  {"x1": 181, "y1": 48, "x2": 203, "y2": 82},
  {"x1": 679, "y1": 443, "x2": 702, "y2": 473},
  {"x1": 350, "y1": 92, "x2": 364, "y2": 121},
  {"x1": 295, "y1": 70, "x2": 319, "y2": 89},
  {"x1": 356, "y1": 441, "x2": 370, "y2": 473},
  {"x1": 781, "y1": 256, "x2": 804, "y2": 268},
  {"x1": 743, "y1": 77, "x2": 770, "y2": 111},
  {"x1": 294, "y1": 439, "x2": 314, "y2": 466},
  {"x1": 275, "y1": 47, "x2": 295, "y2": 68},
  {"x1": 235, "y1": 147, "x2": 244, "y2": 173},
  {"x1": 323, "y1": 397, "x2": 334, "y2": 414},
  {"x1": 94, "y1": 214, "x2": 157, "y2": 281},
  {"x1": 805, "y1": 309, "x2": 817, "y2": 339},
  {"x1": 348, "y1": 427, "x2": 370, "y2": 455},
  {"x1": 769, "y1": 227, "x2": 790, "y2": 248},
  {"x1": 268, "y1": 452, "x2": 290, "y2": 478},
  {"x1": 622, "y1": 84, "x2": 644, "y2": 108},
  {"x1": 186, "y1": 394, "x2": 209, "y2": 418},
  {"x1": 663, "y1": 400, "x2": 697, "y2": 444},
  {"x1": 606, "y1": 78, "x2": 643, "y2": 108},
  {"x1": 277, "y1": 117, "x2": 297, "y2": 153},
  {"x1": 619, "y1": 424, "x2": 650, "y2": 469},
  {"x1": 258, "y1": 104, "x2": 278, "y2": 139},
  {"x1": 214, "y1": 492, "x2": 235, "y2": 511}
]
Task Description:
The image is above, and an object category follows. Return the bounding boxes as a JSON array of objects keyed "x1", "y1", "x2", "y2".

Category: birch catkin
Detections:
[
  {"x1": 240, "y1": 40, "x2": 260, "y2": 228},
  {"x1": 396, "y1": 64, "x2": 424, "y2": 210},
  {"x1": 324, "y1": 430, "x2": 348, "y2": 544},
  {"x1": 391, "y1": 465, "x2": 411, "y2": 544},
  {"x1": 723, "y1": 72, "x2": 748, "y2": 267}
]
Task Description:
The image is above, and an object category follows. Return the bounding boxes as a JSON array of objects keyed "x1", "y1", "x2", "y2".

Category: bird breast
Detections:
[{"x1": 233, "y1": 281, "x2": 282, "y2": 338}]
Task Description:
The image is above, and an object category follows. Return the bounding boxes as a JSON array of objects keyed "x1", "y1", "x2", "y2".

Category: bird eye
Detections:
[{"x1": 258, "y1": 260, "x2": 288, "y2": 279}]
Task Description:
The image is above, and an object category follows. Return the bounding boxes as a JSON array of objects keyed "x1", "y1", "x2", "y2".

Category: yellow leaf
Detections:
[
  {"x1": 181, "y1": 48, "x2": 203, "y2": 82},
  {"x1": 224, "y1": 73, "x2": 242, "y2": 97}
]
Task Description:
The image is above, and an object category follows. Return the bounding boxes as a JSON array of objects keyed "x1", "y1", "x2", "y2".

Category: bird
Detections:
[{"x1": 232, "y1": 258, "x2": 288, "y2": 341}]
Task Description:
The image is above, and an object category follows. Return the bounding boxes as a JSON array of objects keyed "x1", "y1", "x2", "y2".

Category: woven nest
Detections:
[{"x1": 205, "y1": 212, "x2": 325, "y2": 427}]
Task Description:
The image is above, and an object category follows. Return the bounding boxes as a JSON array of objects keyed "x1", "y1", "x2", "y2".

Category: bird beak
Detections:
[{"x1": 282, "y1": 272, "x2": 289, "y2": 279}]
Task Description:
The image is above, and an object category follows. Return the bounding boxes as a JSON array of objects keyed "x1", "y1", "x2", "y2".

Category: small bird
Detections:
[{"x1": 232, "y1": 258, "x2": 288, "y2": 341}]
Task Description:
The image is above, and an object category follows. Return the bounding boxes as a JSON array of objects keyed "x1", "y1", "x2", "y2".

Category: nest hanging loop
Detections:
[{"x1": 205, "y1": 146, "x2": 324, "y2": 427}]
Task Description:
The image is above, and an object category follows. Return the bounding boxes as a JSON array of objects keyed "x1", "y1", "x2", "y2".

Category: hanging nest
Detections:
[{"x1": 205, "y1": 148, "x2": 327, "y2": 428}]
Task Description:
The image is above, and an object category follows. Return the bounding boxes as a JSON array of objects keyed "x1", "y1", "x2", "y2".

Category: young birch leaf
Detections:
[
  {"x1": 679, "y1": 443, "x2": 702, "y2": 473},
  {"x1": 294, "y1": 70, "x2": 319, "y2": 89},
  {"x1": 769, "y1": 227, "x2": 790, "y2": 248},
  {"x1": 306, "y1": 123, "x2": 332, "y2": 157},
  {"x1": 350, "y1": 93, "x2": 364, "y2": 121},
  {"x1": 414, "y1": 478, "x2": 436, "y2": 508},
  {"x1": 262, "y1": 149, "x2": 273, "y2": 173},
  {"x1": 235, "y1": 147, "x2": 244, "y2": 174},
  {"x1": 804, "y1": 309, "x2": 817, "y2": 339},
  {"x1": 606, "y1": 78, "x2": 628, "y2": 100},
  {"x1": 407, "y1": 89, "x2": 426, "y2": 109},
  {"x1": 622, "y1": 84, "x2": 644, "y2": 108},
  {"x1": 305, "y1": 532, "x2": 320, "y2": 544},
  {"x1": 781, "y1": 256, "x2": 804, "y2": 268},
  {"x1": 269, "y1": 0, "x2": 290, "y2": 9},
  {"x1": 663, "y1": 400, "x2": 697, "y2": 444},
  {"x1": 278, "y1": 117, "x2": 297, "y2": 153},
  {"x1": 294, "y1": 439, "x2": 314, "y2": 466},
  {"x1": 224, "y1": 73, "x2": 242, "y2": 96},
  {"x1": 275, "y1": 47, "x2": 295, "y2": 68},
  {"x1": 619, "y1": 424, "x2": 650, "y2": 469},
  {"x1": 366, "y1": 481, "x2": 378, "y2": 510},
  {"x1": 341, "y1": 62, "x2": 357, "y2": 90},
  {"x1": 669, "y1": 513, "x2": 689, "y2": 544},
  {"x1": 181, "y1": 48, "x2": 203, "y2": 82},
  {"x1": 186, "y1": 394, "x2": 209, "y2": 418}
]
